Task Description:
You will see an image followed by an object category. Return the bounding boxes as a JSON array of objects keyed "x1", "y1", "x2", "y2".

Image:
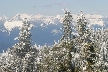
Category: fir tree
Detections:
[
  {"x1": 12, "y1": 18, "x2": 32, "y2": 58},
  {"x1": 51, "y1": 9, "x2": 75, "y2": 72},
  {"x1": 75, "y1": 11, "x2": 98, "y2": 72},
  {"x1": 0, "y1": 18, "x2": 39, "y2": 72},
  {"x1": 60, "y1": 9, "x2": 73, "y2": 43},
  {"x1": 96, "y1": 28, "x2": 108, "y2": 71}
]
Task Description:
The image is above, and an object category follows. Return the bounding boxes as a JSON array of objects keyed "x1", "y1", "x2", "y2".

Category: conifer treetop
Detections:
[
  {"x1": 61, "y1": 9, "x2": 73, "y2": 43},
  {"x1": 76, "y1": 11, "x2": 88, "y2": 36}
]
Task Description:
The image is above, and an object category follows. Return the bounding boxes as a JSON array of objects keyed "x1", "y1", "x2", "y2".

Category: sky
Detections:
[{"x1": 0, "y1": 0, "x2": 108, "y2": 17}]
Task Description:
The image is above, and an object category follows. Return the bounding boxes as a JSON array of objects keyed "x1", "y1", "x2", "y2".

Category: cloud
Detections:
[
  {"x1": 43, "y1": 4, "x2": 53, "y2": 7},
  {"x1": 54, "y1": 2, "x2": 69, "y2": 6}
]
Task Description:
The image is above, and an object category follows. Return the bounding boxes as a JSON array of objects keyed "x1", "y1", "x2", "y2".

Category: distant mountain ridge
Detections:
[
  {"x1": 0, "y1": 13, "x2": 108, "y2": 32},
  {"x1": 0, "y1": 13, "x2": 108, "y2": 52}
]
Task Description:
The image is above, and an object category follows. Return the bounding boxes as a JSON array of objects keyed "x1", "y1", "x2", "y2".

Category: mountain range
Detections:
[{"x1": 0, "y1": 13, "x2": 108, "y2": 52}]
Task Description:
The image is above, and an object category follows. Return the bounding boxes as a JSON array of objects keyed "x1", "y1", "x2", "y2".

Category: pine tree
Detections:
[
  {"x1": 59, "y1": 9, "x2": 75, "y2": 72},
  {"x1": 0, "y1": 18, "x2": 39, "y2": 72},
  {"x1": 60, "y1": 9, "x2": 73, "y2": 43},
  {"x1": 74, "y1": 11, "x2": 88, "y2": 71},
  {"x1": 0, "y1": 49, "x2": 20, "y2": 72},
  {"x1": 96, "y1": 28, "x2": 108, "y2": 71},
  {"x1": 75, "y1": 11, "x2": 98, "y2": 72},
  {"x1": 39, "y1": 45, "x2": 53, "y2": 72},
  {"x1": 50, "y1": 9, "x2": 75, "y2": 72},
  {"x1": 12, "y1": 18, "x2": 32, "y2": 58}
]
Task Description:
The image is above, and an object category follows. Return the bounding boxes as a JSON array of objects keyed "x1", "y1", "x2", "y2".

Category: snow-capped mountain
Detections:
[
  {"x1": 3, "y1": 13, "x2": 108, "y2": 32},
  {"x1": 0, "y1": 13, "x2": 108, "y2": 52}
]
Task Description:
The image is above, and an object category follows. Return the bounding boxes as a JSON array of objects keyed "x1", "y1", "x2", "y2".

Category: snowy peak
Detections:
[
  {"x1": 84, "y1": 14, "x2": 104, "y2": 26},
  {"x1": 85, "y1": 14, "x2": 103, "y2": 19},
  {"x1": 9, "y1": 13, "x2": 33, "y2": 21},
  {"x1": 4, "y1": 20, "x2": 23, "y2": 31}
]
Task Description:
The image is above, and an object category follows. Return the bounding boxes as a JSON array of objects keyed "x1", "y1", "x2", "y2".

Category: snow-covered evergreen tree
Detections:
[
  {"x1": 75, "y1": 11, "x2": 98, "y2": 72},
  {"x1": 95, "y1": 28, "x2": 108, "y2": 71},
  {"x1": 60, "y1": 9, "x2": 73, "y2": 43},
  {"x1": 0, "y1": 18, "x2": 39, "y2": 72},
  {"x1": 49, "y1": 9, "x2": 75, "y2": 72},
  {"x1": 12, "y1": 18, "x2": 33, "y2": 58}
]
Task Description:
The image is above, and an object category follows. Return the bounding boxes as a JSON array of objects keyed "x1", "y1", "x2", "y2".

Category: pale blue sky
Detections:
[{"x1": 0, "y1": 0, "x2": 108, "y2": 17}]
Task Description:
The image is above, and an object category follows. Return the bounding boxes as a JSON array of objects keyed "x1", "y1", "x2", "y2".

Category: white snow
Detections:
[
  {"x1": 85, "y1": 14, "x2": 103, "y2": 19},
  {"x1": 4, "y1": 20, "x2": 23, "y2": 31},
  {"x1": 34, "y1": 14, "x2": 43, "y2": 19},
  {"x1": 1, "y1": 13, "x2": 108, "y2": 32}
]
